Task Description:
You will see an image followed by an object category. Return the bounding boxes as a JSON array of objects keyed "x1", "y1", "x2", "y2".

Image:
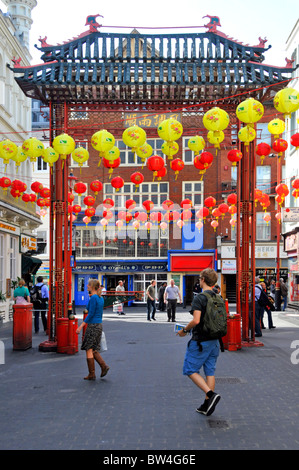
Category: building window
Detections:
[
  {"x1": 256, "y1": 212, "x2": 271, "y2": 240},
  {"x1": 116, "y1": 138, "x2": 164, "y2": 166},
  {"x1": 10, "y1": 237, "x2": 17, "y2": 287},
  {"x1": 36, "y1": 156, "x2": 48, "y2": 172},
  {"x1": 182, "y1": 181, "x2": 203, "y2": 207},
  {"x1": 256, "y1": 166, "x2": 271, "y2": 194},
  {"x1": 134, "y1": 274, "x2": 168, "y2": 302},
  {"x1": 182, "y1": 137, "x2": 194, "y2": 164}
]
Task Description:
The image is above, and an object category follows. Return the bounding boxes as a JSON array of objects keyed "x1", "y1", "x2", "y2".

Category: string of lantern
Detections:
[{"x1": 0, "y1": 87, "x2": 299, "y2": 232}]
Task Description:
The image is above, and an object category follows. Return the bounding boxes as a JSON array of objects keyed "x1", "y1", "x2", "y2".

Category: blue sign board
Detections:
[{"x1": 73, "y1": 260, "x2": 168, "y2": 273}]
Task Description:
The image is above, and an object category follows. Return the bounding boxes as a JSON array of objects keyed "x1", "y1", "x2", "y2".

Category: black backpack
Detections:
[
  {"x1": 200, "y1": 291, "x2": 227, "y2": 339},
  {"x1": 256, "y1": 286, "x2": 270, "y2": 308},
  {"x1": 30, "y1": 285, "x2": 43, "y2": 306}
]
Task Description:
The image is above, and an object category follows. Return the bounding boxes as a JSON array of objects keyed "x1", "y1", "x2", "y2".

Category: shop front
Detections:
[
  {"x1": 73, "y1": 259, "x2": 168, "y2": 306},
  {"x1": 283, "y1": 228, "x2": 299, "y2": 309},
  {"x1": 168, "y1": 250, "x2": 216, "y2": 305}
]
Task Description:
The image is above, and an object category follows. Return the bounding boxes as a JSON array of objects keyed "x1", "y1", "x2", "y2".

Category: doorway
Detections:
[
  {"x1": 75, "y1": 274, "x2": 98, "y2": 306},
  {"x1": 105, "y1": 275, "x2": 129, "y2": 291},
  {"x1": 184, "y1": 275, "x2": 201, "y2": 305}
]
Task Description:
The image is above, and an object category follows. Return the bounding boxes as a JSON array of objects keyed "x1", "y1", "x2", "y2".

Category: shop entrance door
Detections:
[
  {"x1": 75, "y1": 274, "x2": 98, "y2": 306},
  {"x1": 184, "y1": 275, "x2": 201, "y2": 306}
]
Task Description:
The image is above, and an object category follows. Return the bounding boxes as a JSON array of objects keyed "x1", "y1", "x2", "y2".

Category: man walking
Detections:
[
  {"x1": 164, "y1": 279, "x2": 182, "y2": 322},
  {"x1": 254, "y1": 277, "x2": 264, "y2": 337},
  {"x1": 116, "y1": 280, "x2": 125, "y2": 315},
  {"x1": 31, "y1": 276, "x2": 49, "y2": 334},
  {"x1": 177, "y1": 268, "x2": 222, "y2": 416},
  {"x1": 146, "y1": 280, "x2": 157, "y2": 321}
]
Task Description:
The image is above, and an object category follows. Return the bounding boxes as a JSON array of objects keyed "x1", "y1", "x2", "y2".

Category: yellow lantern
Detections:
[
  {"x1": 11, "y1": 147, "x2": 27, "y2": 173},
  {"x1": 161, "y1": 141, "x2": 179, "y2": 160},
  {"x1": 203, "y1": 107, "x2": 229, "y2": 132},
  {"x1": 52, "y1": 133, "x2": 75, "y2": 160},
  {"x1": 157, "y1": 118, "x2": 183, "y2": 144},
  {"x1": 207, "y1": 130, "x2": 224, "y2": 153},
  {"x1": 91, "y1": 129, "x2": 115, "y2": 166},
  {"x1": 273, "y1": 87, "x2": 299, "y2": 119},
  {"x1": 188, "y1": 136, "x2": 205, "y2": 153},
  {"x1": 22, "y1": 137, "x2": 44, "y2": 163},
  {"x1": 72, "y1": 147, "x2": 89, "y2": 173},
  {"x1": 268, "y1": 118, "x2": 285, "y2": 138},
  {"x1": 104, "y1": 146, "x2": 120, "y2": 164},
  {"x1": 123, "y1": 125, "x2": 147, "y2": 154},
  {"x1": 42, "y1": 147, "x2": 59, "y2": 170},
  {"x1": 136, "y1": 143, "x2": 153, "y2": 167},
  {"x1": 238, "y1": 125, "x2": 256, "y2": 146},
  {"x1": 0, "y1": 139, "x2": 18, "y2": 172},
  {"x1": 236, "y1": 98, "x2": 264, "y2": 127}
]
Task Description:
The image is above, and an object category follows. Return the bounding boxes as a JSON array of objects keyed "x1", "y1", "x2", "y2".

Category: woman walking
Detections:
[{"x1": 76, "y1": 279, "x2": 109, "y2": 380}]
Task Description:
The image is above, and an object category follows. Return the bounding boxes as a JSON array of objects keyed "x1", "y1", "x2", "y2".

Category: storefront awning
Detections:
[
  {"x1": 168, "y1": 251, "x2": 215, "y2": 272},
  {"x1": 22, "y1": 255, "x2": 42, "y2": 275}
]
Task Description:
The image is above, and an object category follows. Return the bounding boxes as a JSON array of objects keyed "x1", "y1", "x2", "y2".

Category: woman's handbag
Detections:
[{"x1": 100, "y1": 331, "x2": 107, "y2": 352}]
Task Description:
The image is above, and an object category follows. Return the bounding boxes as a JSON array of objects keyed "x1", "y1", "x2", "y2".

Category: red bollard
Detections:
[
  {"x1": 56, "y1": 318, "x2": 69, "y2": 354},
  {"x1": 13, "y1": 303, "x2": 33, "y2": 350},
  {"x1": 222, "y1": 299, "x2": 242, "y2": 351},
  {"x1": 67, "y1": 317, "x2": 78, "y2": 354}
]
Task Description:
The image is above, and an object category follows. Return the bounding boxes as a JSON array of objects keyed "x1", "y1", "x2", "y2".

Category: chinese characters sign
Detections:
[{"x1": 124, "y1": 112, "x2": 181, "y2": 128}]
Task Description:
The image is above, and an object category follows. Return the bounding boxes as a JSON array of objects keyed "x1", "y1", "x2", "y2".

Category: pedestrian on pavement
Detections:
[
  {"x1": 30, "y1": 276, "x2": 49, "y2": 334},
  {"x1": 76, "y1": 279, "x2": 109, "y2": 380},
  {"x1": 13, "y1": 278, "x2": 30, "y2": 304},
  {"x1": 146, "y1": 280, "x2": 157, "y2": 321},
  {"x1": 260, "y1": 282, "x2": 276, "y2": 329},
  {"x1": 177, "y1": 268, "x2": 221, "y2": 416},
  {"x1": 164, "y1": 279, "x2": 182, "y2": 322},
  {"x1": 280, "y1": 278, "x2": 288, "y2": 311},
  {"x1": 254, "y1": 277, "x2": 264, "y2": 337},
  {"x1": 116, "y1": 280, "x2": 125, "y2": 315},
  {"x1": 270, "y1": 279, "x2": 276, "y2": 301},
  {"x1": 193, "y1": 279, "x2": 201, "y2": 299},
  {"x1": 158, "y1": 282, "x2": 167, "y2": 311}
]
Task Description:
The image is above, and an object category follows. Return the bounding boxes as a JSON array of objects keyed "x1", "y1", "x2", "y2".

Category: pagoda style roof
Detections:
[{"x1": 8, "y1": 20, "x2": 294, "y2": 106}]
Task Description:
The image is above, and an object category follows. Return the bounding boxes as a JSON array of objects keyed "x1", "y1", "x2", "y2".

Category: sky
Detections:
[{"x1": 0, "y1": 0, "x2": 298, "y2": 67}]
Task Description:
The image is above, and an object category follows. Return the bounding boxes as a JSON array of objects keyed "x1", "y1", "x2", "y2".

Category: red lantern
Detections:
[
  {"x1": 31, "y1": 181, "x2": 43, "y2": 194},
  {"x1": 73, "y1": 204, "x2": 82, "y2": 214},
  {"x1": 272, "y1": 138, "x2": 288, "y2": 156},
  {"x1": 103, "y1": 156, "x2": 121, "y2": 178},
  {"x1": 74, "y1": 181, "x2": 87, "y2": 196},
  {"x1": 85, "y1": 207, "x2": 95, "y2": 218},
  {"x1": 83, "y1": 195, "x2": 96, "y2": 207},
  {"x1": 125, "y1": 199, "x2": 136, "y2": 211},
  {"x1": 292, "y1": 178, "x2": 299, "y2": 199},
  {"x1": 227, "y1": 193, "x2": 237, "y2": 206},
  {"x1": 290, "y1": 133, "x2": 299, "y2": 150},
  {"x1": 111, "y1": 176, "x2": 124, "y2": 192},
  {"x1": 170, "y1": 158, "x2": 184, "y2": 180},
  {"x1": 181, "y1": 199, "x2": 193, "y2": 210},
  {"x1": 199, "y1": 151, "x2": 213, "y2": 169},
  {"x1": 228, "y1": 205, "x2": 237, "y2": 215},
  {"x1": 130, "y1": 171, "x2": 144, "y2": 191},
  {"x1": 254, "y1": 189, "x2": 263, "y2": 206},
  {"x1": 68, "y1": 192, "x2": 75, "y2": 204},
  {"x1": 137, "y1": 212, "x2": 148, "y2": 223},
  {"x1": 181, "y1": 209, "x2": 193, "y2": 221},
  {"x1": 90, "y1": 180, "x2": 103, "y2": 195},
  {"x1": 143, "y1": 200, "x2": 154, "y2": 212},
  {"x1": 103, "y1": 198, "x2": 114, "y2": 209},
  {"x1": 147, "y1": 155, "x2": 165, "y2": 180},
  {"x1": 125, "y1": 212, "x2": 133, "y2": 224},
  {"x1": 196, "y1": 207, "x2": 209, "y2": 221},
  {"x1": 29, "y1": 194, "x2": 37, "y2": 204},
  {"x1": 227, "y1": 148, "x2": 242, "y2": 166},
  {"x1": 162, "y1": 199, "x2": 174, "y2": 211},
  {"x1": 275, "y1": 183, "x2": 289, "y2": 198},
  {"x1": 212, "y1": 208, "x2": 222, "y2": 219},
  {"x1": 12, "y1": 179, "x2": 27, "y2": 195},
  {"x1": 36, "y1": 198, "x2": 46, "y2": 208},
  {"x1": 218, "y1": 203, "x2": 229, "y2": 219},
  {"x1": 40, "y1": 187, "x2": 51, "y2": 198},
  {"x1": 260, "y1": 193, "x2": 270, "y2": 210},
  {"x1": 150, "y1": 211, "x2": 163, "y2": 223},
  {"x1": 0, "y1": 176, "x2": 11, "y2": 191},
  {"x1": 44, "y1": 198, "x2": 50, "y2": 207},
  {"x1": 204, "y1": 197, "x2": 216, "y2": 212},
  {"x1": 21, "y1": 193, "x2": 30, "y2": 204},
  {"x1": 255, "y1": 142, "x2": 271, "y2": 165},
  {"x1": 156, "y1": 167, "x2": 167, "y2": 180},
  {"x1": 211, "y1": 220, "x2": 219, "y2": 232}
]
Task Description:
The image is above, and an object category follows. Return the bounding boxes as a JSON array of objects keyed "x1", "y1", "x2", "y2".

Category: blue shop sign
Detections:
[{"x1": 73, "y1": 261, "x2": 168, "y2": 273}]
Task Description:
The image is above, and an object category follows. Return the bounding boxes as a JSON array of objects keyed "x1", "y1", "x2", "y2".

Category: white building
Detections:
[
  {"x1": 283, "y1": 19, "x2": 299, "y2": 309},
  {"x1": 0, "y1": 0, "x2": 41, "y2": 323}
]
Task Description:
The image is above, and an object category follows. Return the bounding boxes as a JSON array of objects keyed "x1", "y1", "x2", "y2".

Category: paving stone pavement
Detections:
[{"x1": 1, "y1": 305, "x2": 299, "y2": 451}]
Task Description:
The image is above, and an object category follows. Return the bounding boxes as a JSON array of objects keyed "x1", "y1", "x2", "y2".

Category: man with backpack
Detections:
[
  {"x1": 177, "y1": 268, "x2": 226, "y2": 416},
  {"x1": 30, "y1": 276, "x2": 49, "y2": 333}
]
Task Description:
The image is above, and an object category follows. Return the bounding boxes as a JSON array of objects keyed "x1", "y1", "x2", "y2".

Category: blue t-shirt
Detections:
[{"x1": 84, "y1": 295, "x2": 104, "y2": 324}]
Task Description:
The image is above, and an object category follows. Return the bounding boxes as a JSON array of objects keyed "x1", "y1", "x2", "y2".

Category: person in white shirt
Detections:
[
  {"x1": 164, "y1": 279, "x2": 182, "y2": 322},
  {"x1": 116, "y1": 280, "x2": 125, "y2": 315}
]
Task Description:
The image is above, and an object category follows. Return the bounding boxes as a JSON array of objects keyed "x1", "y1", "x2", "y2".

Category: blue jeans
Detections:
[
  {"x1": 282, "y1": 296, "x2": 287, "y2": 311},
  {"x1": 147, "y1": 299, "x2": 156, "y2": 320}
]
